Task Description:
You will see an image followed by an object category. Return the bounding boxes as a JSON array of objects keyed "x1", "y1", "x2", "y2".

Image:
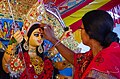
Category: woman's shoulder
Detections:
[
  {"x1": 102, "y1": 42, "x2": 120, "y2": 54},
  {"x1": 97, "y1": 42, "x2": 120, "y2": 67},
  {"x1": 74, "y1": 50, "x2": 92, "y2": 58}
]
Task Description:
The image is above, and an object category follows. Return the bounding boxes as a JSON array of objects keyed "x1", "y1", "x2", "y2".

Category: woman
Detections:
[
  {"x1": 2, "y1": 23, "x2": 54, "y2": 79},
  {"x1": 42, "y1": 10, "x2": 120, "y2": 79}
]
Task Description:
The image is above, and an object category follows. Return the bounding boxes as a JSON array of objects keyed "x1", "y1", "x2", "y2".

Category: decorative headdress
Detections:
[
  {"x1": 22, "y1": 1, "x2": 80, "y2": 52},
  {"x1": 22, "y1": 2, "x2": 46, "y2": 34},
  {"x1": 22, "y1": 1, "x2": 63, "y2": 37}
]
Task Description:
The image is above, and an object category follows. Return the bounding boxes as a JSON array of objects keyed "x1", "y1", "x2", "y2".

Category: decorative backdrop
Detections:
[{"x1": 0, "y1": 0, "x2": 120, "y2": 43}]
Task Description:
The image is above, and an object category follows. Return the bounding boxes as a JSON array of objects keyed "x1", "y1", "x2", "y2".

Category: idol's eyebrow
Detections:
[{"x1": 33, "y1": 32, "x2": 41, "y2": 34}]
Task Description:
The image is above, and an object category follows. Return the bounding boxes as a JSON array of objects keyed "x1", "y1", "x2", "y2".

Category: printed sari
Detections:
[{"x1": 74, "y1": 42, "x2": 120, "y2": 79}]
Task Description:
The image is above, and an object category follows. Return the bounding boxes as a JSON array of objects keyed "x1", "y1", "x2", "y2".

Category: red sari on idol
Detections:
[
  {"x1": 19, "y1": 52, "x2": 54, "y2": 79},
  {"x1": 74, "y1": 42, "x2": 120, "y2": 79}
]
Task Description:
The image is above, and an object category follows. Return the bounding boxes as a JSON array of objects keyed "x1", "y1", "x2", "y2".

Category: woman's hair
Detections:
[{"x1": 82, "y1": 10, "x2": 119, "y2": 48}]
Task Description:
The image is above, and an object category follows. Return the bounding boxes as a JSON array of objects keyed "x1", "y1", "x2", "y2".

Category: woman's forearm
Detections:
[{"x1": 51, "y1": 38, "x2": 74, "y2": 65}]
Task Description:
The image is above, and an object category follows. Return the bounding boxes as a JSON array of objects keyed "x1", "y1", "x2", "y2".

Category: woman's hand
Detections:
[{"x1": 42, "y1": 25, "x2": 58, "y2": 42}]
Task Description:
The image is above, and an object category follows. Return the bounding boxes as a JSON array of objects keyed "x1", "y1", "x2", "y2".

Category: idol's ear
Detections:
[{"x1": 22, "y1": 35, "x2": 29, "y2": 51}]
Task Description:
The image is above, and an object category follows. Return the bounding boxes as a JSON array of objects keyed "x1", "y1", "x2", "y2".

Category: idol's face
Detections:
[{"x1": 29, "y1": 28, "x2": 43, "y2": 47}]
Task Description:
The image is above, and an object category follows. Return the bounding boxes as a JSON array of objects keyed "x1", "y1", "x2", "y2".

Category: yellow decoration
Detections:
[
  {"x1": 22, "y1": 1, "x2": 80, "y2": 52},
  {"x1": 0, "y1": 41, "x2": 2, "y2": 48},
  {"x1": 73, "y1": 29, "x2": 82, "y2": 43},
  {"x1": 5, "y1": 43, "x2": 17, "y2": 55},
  {"x1": 63, "y1": 0, "x2": 111, "y2": 26},
  {"x1": 0, "y1": 29, "x2": 3, "y2": 38},
  {"x1": 0, "y1": 0, "x2": 38, "y2": 20},
  {"x1": 62, "y1": 0, "x2": 111, "y2": 42},
  {"x1": 30, "y1": 56, "x2": 44, "y2": 75}
]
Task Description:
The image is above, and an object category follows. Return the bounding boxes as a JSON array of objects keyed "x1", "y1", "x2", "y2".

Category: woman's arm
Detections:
[{"x1": 42, "y1": 26, "x2": 74, "y2": 65}]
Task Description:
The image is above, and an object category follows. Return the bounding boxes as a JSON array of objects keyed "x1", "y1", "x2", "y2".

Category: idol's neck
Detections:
[{"x1": 28, "y1": 45, "x2": 37, "y2": 57}]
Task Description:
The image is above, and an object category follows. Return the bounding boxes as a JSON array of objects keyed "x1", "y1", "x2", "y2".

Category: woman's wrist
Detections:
[
  {"x1": 50, "y1": 37, "x2": 59, "y2": 45},
  {"x1": 54, "y1": 40, "x2": 61, "y2": 47}
]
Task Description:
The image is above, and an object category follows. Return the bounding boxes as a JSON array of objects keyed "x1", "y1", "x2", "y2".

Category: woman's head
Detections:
[
  {"x1": 81, "y1": 10, "x2": 119, "y2": 48},
  {"x1": 27, "y1": 23, "x2": 44, "y2": 47}
]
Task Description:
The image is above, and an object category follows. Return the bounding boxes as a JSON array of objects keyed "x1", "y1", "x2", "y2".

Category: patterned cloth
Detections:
[
  {"x1": 86, "y1": 69, "x2": 117, "y2": 79},
  {"x1": 74, "y1": 50, "x2": 93, "y2": 79},
  {"x1": 19, "y1": 52, "x2": 54, "y2": 79},
  {"x1": 74, "y1": 42, "x2": 120, "y2": 79}
]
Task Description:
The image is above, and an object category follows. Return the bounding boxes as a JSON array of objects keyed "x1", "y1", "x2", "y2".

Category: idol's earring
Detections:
[
  {"x1": 38, "y1": 45, "x2": 43, "y2": 53},
  {"x1": 23, "y1": 42, "x2": 28, "y2": 51}
]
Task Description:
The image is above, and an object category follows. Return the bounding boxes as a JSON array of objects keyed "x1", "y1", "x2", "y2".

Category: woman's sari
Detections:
[{"x1": 74, "y1": 42, "x2": 120, "y2": 79}]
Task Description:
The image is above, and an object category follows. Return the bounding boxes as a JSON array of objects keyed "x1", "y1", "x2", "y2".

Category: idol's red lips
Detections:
[{"x1": 37, "y1": 40, "x2": 42, "y2": 43}]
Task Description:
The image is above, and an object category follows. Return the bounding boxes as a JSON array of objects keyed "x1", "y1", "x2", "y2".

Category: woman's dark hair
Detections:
[{"x1": 82, "y1": 10, "x2": 119, "y2": 48}]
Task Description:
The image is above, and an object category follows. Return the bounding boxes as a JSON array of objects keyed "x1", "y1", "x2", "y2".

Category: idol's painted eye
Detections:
[{"x1": 34, "y1": 33, "x2": 39, "y2": 37}]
